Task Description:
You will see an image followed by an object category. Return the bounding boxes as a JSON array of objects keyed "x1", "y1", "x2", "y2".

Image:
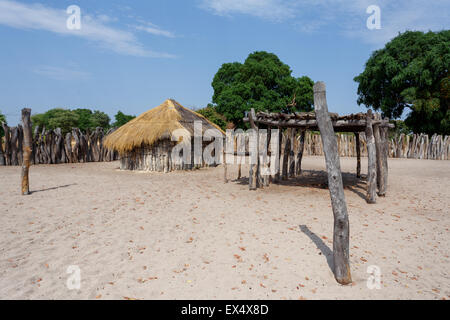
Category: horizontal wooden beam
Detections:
[{"x1": 242, "y1": 118, "x2": 394, "y2": 131}]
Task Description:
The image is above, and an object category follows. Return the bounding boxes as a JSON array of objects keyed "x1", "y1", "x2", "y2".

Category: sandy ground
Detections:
[{"x1": 0, "y1": 156, "x2": 449, "y2": 300}]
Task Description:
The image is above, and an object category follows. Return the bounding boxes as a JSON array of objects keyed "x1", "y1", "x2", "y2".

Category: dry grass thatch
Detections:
[{"x1": 104, "y1": 99, "x2": 225, "y2": 154}]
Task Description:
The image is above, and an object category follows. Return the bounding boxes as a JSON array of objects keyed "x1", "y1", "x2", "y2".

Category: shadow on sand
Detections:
[
  {"x1": 30, "y1": 184, "x2": 77, "y2": 194},
  {"x1": 299, "y1": 224, "x2": 334, "y2": 273},
  {"x1": 234, "y1": 169, "x2": 367, "y2": 201}
]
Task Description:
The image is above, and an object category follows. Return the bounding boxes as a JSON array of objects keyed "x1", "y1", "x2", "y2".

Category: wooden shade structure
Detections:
[{"x1": 229, "y1": 82, "x2": 394, "y2": 285}]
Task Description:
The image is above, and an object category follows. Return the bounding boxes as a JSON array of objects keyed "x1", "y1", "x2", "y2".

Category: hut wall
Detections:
[{"x1": 119, "y1": 138, "x2": 218, "y2": 172}]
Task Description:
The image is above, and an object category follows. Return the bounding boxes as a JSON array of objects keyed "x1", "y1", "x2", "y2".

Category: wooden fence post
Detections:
[
  {"x1": 373, "y1": 114, "x2": 385, "y2": 195},
  {"x1": 248, "y1": 108, "x2": 259, "y2": 190},
  {"x1": 379, "y1": 123, "x2": 389, "y2": 196},
  {"x1": 281, "y1": 129, "x2": 290, "y2": 180},
  {"x1": 365, "y1": 110, "x2": 377, "y2": 204},
  {"x1": 273, "y1": 127, "x2": 282, "y2": 183},
  {"x1": 288, "y1": 128, "x2": 296, "y2": 177},
  {"x1": 21, "y1": 108, "x2": 32, "y2": 195},
  {"x1": 0, "y1": 126, "x2": 4, "y2": 166},
  {"x1": 295, "y1": 130, "x2": 305, "y2": 176},
  {"x1": 355, "y1": 132, "x2": 361, "y2": 178},
  {"x1": 314, "y1": 81, "x2": 352, "y2": 285}
]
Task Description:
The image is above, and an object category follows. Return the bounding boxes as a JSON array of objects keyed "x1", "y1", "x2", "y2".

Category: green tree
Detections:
[
  {"x1": 354, "y1": 30, "x2": 450, "y2": 135},
  {"x1": 196, "y1": 104, "x2": 227, "y2": 131},
  {"x1": 212, "y1": 51, "x2": 314, "y2": 127},
  {"x1": 47, "y1": 109, "x2": 79, "y2": 134},
  {"x1": 0, "y1": 111, "x2": 7, "y2": 137},
  {"x1": 113, "y1": 111, "x2": 135, "y2": 127},
  {"x1": 73, "y1": 108, "x2": 93, "y2": 132},
  {"x1": 90, "y1": 110, "x2": 110, "y2": 129},
  {"x1": 31, "y1": 108, "x2": 79, "y2": 134}
]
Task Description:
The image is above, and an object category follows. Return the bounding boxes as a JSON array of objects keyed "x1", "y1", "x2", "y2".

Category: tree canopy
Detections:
[
  {"x1": 212, "y1": 51, "x2": 314, "y2": 127},
  {"x1": 113, "y1": 111, "x2": 136, "y2": 128},
  {"x1": 196, "y1": 104, "x2": 228, "y2": 131},
  {"x1": 31, "y1": 108, "x2": 110, "y2": 134},
  {"x1": 354, "y1": 30, "x2": 450, "y2": 135}
]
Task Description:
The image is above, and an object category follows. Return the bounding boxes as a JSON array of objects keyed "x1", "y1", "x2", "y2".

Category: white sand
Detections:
[{"x1": 0, "y1": 156, "x2": 449, "y2": 300}]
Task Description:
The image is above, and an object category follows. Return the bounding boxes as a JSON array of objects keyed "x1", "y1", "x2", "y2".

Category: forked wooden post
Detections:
[
  {"x1": 355, "y1": 132, "x2": 361, "y2": 178},
  {"x1": 21, "y1": 108, "x2": 32, "y2": 195},
  {"x1": 365, "y1": 110, "x2": 377, "y2": 203},
  {"x1": 313, "y1": 82, "x2": 352, "y2": 285}
]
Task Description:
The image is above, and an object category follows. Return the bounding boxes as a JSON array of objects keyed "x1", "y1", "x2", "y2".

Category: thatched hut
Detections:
[{"x1": 104, "y1": 99, "x2": 225, "y2": 172}]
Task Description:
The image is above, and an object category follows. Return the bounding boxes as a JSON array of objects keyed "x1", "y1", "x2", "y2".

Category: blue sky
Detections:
[{"x1": 0, "y1": 0, "x2": 449, "y2": 125}]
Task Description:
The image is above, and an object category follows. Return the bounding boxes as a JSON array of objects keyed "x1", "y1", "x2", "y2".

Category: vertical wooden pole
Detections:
[
  {"x1": 10, "y1": 127, "x2": 19, "y2": 165},
  {"x1": 295, "y1": 130, "x2": 305, "y2": 176},
  {"x1": 0, "y1": 126, "x2": 4, "y2": 166},
  {"x1": 223, "y1": 147, "x2": 228, "y2": 183},
  {"x1": 259, "y1": 128, "x2": 270, "y2": 187},
  {"x1": 288, "y1": 128, "x2": 296, "y2": 178},
  {"x1": 248, "y1": 108, "x2": 259, "y2": 190},
  {"x1": 355, "y1": 132, "x2": 361, "y2": 178},
  {"x1": 265, "y1": 126, "x2": 272, "y2": 186},
  {"x1": 223, "y1": 132, "x2": 231, "y2": 183},
  {"x1": 274, "y1": 127, "x2": 282, "y2": 183},
  {"x1": 2, "y1": 123, "x2": 11, "y2": 165},
  {"x1": 21, "y1": 108, "x2": 32, "y2": 195},
  {"x1": 314, "y1": 82, "x2": 352, "y2": 285},
  {"x1": 366, "y1": 110, "x2": 377, "y2": 204},
  {"x1": 379, "y1": 123, "x2": 389, "y2": 196},
  {"x1": 373, "y1": 115, "x2": 384, "y2": 194},
  {"x1": 281, "y1": 129, "x2": 290, "y2": 180}
]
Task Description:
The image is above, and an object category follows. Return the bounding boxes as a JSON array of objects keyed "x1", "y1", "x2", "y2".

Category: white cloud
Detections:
[
  {"x1": 33, "y1": 65, "x2": 90, "y2": 81},
  {"x1": 134, "y1": 23, "x2": 175, "y2": 38},
  {"x1": 200, "y1": 0, "x2": 296, "y2": 21},
  {"x1": 200, "y1": 0, "x2": 450, "y2": 46},
  {"x1": 0, "y1": 0, "x2": 175, "y2": 57}
]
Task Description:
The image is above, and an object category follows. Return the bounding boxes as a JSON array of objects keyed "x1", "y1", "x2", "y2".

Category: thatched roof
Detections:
[{"x1": 104, "y1": 99, "x2": 225, "y2": 154}]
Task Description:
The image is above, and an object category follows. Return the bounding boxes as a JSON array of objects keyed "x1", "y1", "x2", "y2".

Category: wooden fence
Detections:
[
  {"x1": 0, "y1": 124, "x2": 118, "y2": 166},
  {"x1": 303, "y1": 132, "x2": 450, "y2": 160},
  {"x1": 0, "y1": 126, "x2": 448, "y2": 166}
]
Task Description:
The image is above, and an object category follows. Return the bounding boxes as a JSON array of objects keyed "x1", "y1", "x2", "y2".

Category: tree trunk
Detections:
[
  {"x1": 21, "y1": 108, "x2": 32, "y2": 195},
  {"x1": 314, "y1": 81, "x2": 352, "y2": 285}
]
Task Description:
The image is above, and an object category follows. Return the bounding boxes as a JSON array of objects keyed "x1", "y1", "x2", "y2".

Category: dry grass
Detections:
[{"x1": 104, "y1": 99, "x2": 224, "y2": 154}]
